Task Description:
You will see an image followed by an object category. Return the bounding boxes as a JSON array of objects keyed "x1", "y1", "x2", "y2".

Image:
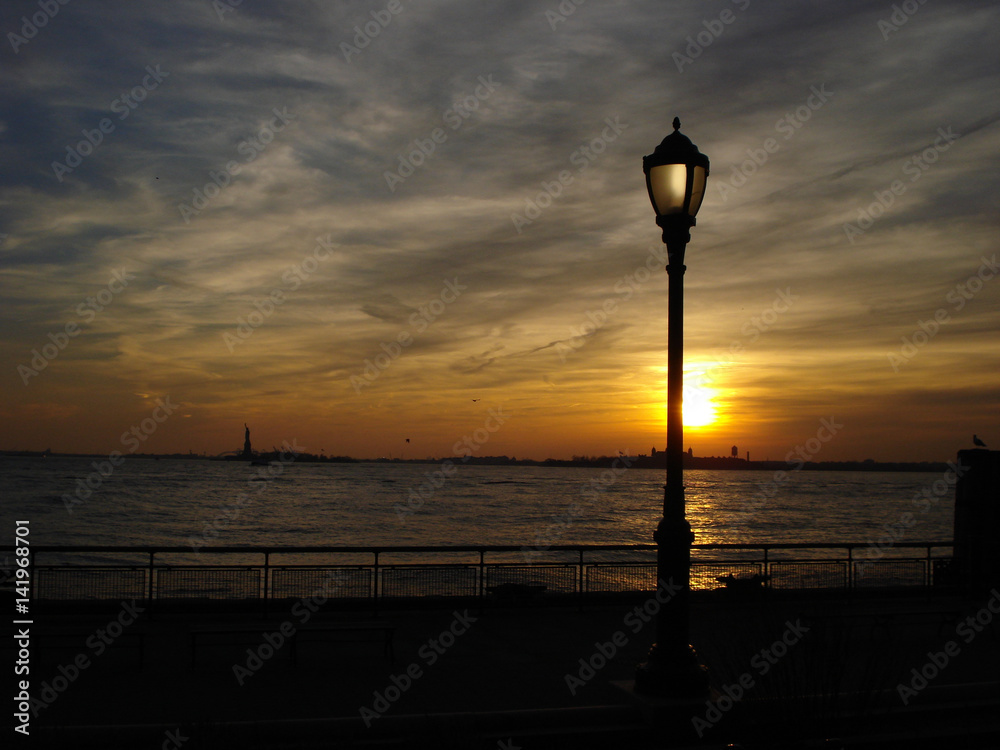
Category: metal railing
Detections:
[{"x1": 3, "y1": 542, "x2": 956, "y2": 604}]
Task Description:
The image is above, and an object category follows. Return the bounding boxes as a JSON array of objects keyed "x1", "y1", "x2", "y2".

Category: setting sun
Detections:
[
  {"x1": 683, "y1": 383, "x2": 718, "y2": 428},
  {"x1": 683, "y1": 365, "x2": 721, "y2": 428},
  {"x1": 649, "y1": 365, "x2": 722, "y2": 430}
]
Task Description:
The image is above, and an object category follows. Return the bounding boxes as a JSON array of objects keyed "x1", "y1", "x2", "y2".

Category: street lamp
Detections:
[{"x1": 634, "y1": 117, "x2": 710, "y2": 697}]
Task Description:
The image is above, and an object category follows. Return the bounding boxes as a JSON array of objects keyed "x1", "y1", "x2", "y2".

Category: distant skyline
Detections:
[{"x1": 2, "y1": 1, "x2": 998, "y2": 462}]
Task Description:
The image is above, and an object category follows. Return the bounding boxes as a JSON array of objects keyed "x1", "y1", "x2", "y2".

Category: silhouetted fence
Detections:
[{"x1": 3, "y1": 543, "x2": 956, "y2": 606}]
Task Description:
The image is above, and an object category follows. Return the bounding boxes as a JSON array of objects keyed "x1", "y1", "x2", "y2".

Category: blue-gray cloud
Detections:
[{"x1": 1, "y1": 0, "x2": 998, "y2": 460}]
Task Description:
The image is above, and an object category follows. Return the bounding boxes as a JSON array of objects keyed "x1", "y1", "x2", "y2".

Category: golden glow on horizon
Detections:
[
  {"x1": 683, "y1": 364, "x2": 721, "y2": 429},
  {"x1": 651, "y1": 364, "x2": 722, "y2": 429},
  {"x1": 683, "y1": 383, "x2": 718, "y2": 428}
]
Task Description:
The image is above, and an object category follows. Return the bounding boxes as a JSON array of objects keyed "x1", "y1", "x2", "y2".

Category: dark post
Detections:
[
  {"x1": 633, "y1": 214, "x2": 708, "y2": 696},
  {"x1": 664, "y1": 217, "x2": 690, "y2": 646},
  {"x1": 953, "y1": 448, "x2": 1000, "y2": 591}
]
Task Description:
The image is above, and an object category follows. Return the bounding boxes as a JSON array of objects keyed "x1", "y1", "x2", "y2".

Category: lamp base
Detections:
[{"x1": 634, "y1": 642, "x2": 709, "y2": 698}]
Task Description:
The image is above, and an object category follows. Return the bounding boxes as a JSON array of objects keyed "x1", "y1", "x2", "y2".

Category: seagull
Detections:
[
  {"x1": 471, "y1": 399, "x2": 480, "y2": 402},
  {"x1": 973, "y1": 434, "x2": 987, "y2": 447}
]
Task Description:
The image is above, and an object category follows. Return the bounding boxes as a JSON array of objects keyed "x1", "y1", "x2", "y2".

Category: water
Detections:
[{"x1": 0, "y1": 456, "x2": 954, "y2": 551}]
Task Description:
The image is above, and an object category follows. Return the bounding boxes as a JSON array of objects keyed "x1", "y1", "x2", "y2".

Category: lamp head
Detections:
[{"x1": 643, "y1": 118, "x2": 710, "y2": 222}]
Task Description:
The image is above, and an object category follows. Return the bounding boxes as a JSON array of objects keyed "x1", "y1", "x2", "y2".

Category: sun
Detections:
[
  {"x1": 683, "y1": 382, "x2": 718, "y2": 428},
  {"x1": 683, "y1": 364, "x2": 722, "y2": 428},
  {"x1": 650, "y1": 364, "x2": 723, "y2": 429}
]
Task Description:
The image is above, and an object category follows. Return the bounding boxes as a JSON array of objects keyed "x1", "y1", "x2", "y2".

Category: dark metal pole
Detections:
[
  {"x1": 634, "y1": 215, "x2": 707, "y2": 697},
  {"x1": 661, "y1": 227, "x2": 690, "y2": 646}
]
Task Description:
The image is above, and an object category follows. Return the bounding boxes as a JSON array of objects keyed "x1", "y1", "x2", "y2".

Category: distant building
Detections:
[{"x1": 731, "y1": 445, "x2": 738, "y2": 457}]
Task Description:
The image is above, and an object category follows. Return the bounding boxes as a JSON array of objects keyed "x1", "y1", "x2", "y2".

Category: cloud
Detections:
[{"x1": 1, "y1": 0, "x2": 998, "y2": 460}]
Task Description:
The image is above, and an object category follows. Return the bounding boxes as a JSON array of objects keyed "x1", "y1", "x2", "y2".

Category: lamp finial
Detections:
[{"x1": 672, "y1": 117, "x2": 681, "y2": 131}]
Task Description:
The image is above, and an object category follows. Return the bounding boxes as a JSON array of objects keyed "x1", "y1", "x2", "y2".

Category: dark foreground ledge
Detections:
[{"x1": 17, "y1": 588, "x2": 1000, "y2": 749}]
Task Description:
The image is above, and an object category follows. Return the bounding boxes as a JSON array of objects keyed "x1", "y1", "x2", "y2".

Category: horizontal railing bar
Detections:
[
  {"x1": 21, "y1": 553, "x2": 956, "y2": 602},
  {"x1": 0, "y1": 541, "x2": 955, "y2": 554}
]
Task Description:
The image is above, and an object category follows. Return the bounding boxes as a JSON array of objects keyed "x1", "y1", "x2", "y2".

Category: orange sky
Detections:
[{"x1": 2, "y1": 1, "x2": 998, "y2": 462}]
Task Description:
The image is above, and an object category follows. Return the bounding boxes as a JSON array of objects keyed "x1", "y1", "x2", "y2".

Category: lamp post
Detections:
[{"x1": 634, "y1": 117, "x2": 710, "y2": 697}]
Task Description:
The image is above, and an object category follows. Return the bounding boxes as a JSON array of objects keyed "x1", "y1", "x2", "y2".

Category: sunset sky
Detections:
[{"x1": 2, "y1": 0, "x2": 998, "y2": 462}]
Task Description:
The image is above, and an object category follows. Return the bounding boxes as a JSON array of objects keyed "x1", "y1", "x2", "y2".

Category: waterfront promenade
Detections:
[{"x1": 22, "y1": 587, "x2": 1000, "y2": 749}]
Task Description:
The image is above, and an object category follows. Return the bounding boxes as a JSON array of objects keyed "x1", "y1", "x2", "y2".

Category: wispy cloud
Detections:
[{"x1": 1, "y1": 0, "x2": 998, "y2": 460}]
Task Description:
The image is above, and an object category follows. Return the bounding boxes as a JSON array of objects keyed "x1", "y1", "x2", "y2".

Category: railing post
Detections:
[
  {"x1": 373, "y1": 550, "x2": 380, "y2": 616},
  {"x1": 763, "y1": 546, "x2": 769, "y2": 589},
  {"x1": 263, "y1": 551, "x2": 270, "y2": 617},
  {"x1": 848, "y1": 545, "x2": 854, "y2": 591},
  {"x1": 926, "y1": 544, "x2": 932, "y2": 588},
  {"x1": 478, "y1": 549, "x2": 485, "y2": 604},
  {"x1": 147, "y1": 550, "x2": 155, "y2": 610}
]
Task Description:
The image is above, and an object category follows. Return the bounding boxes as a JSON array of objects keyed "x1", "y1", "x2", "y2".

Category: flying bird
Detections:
[
  {"x1": 471, "y1": 399, "x2": 480, "y2": 402},
  {"x1": 973, "y1": 434, "x2": 987, "y2": 447}
]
